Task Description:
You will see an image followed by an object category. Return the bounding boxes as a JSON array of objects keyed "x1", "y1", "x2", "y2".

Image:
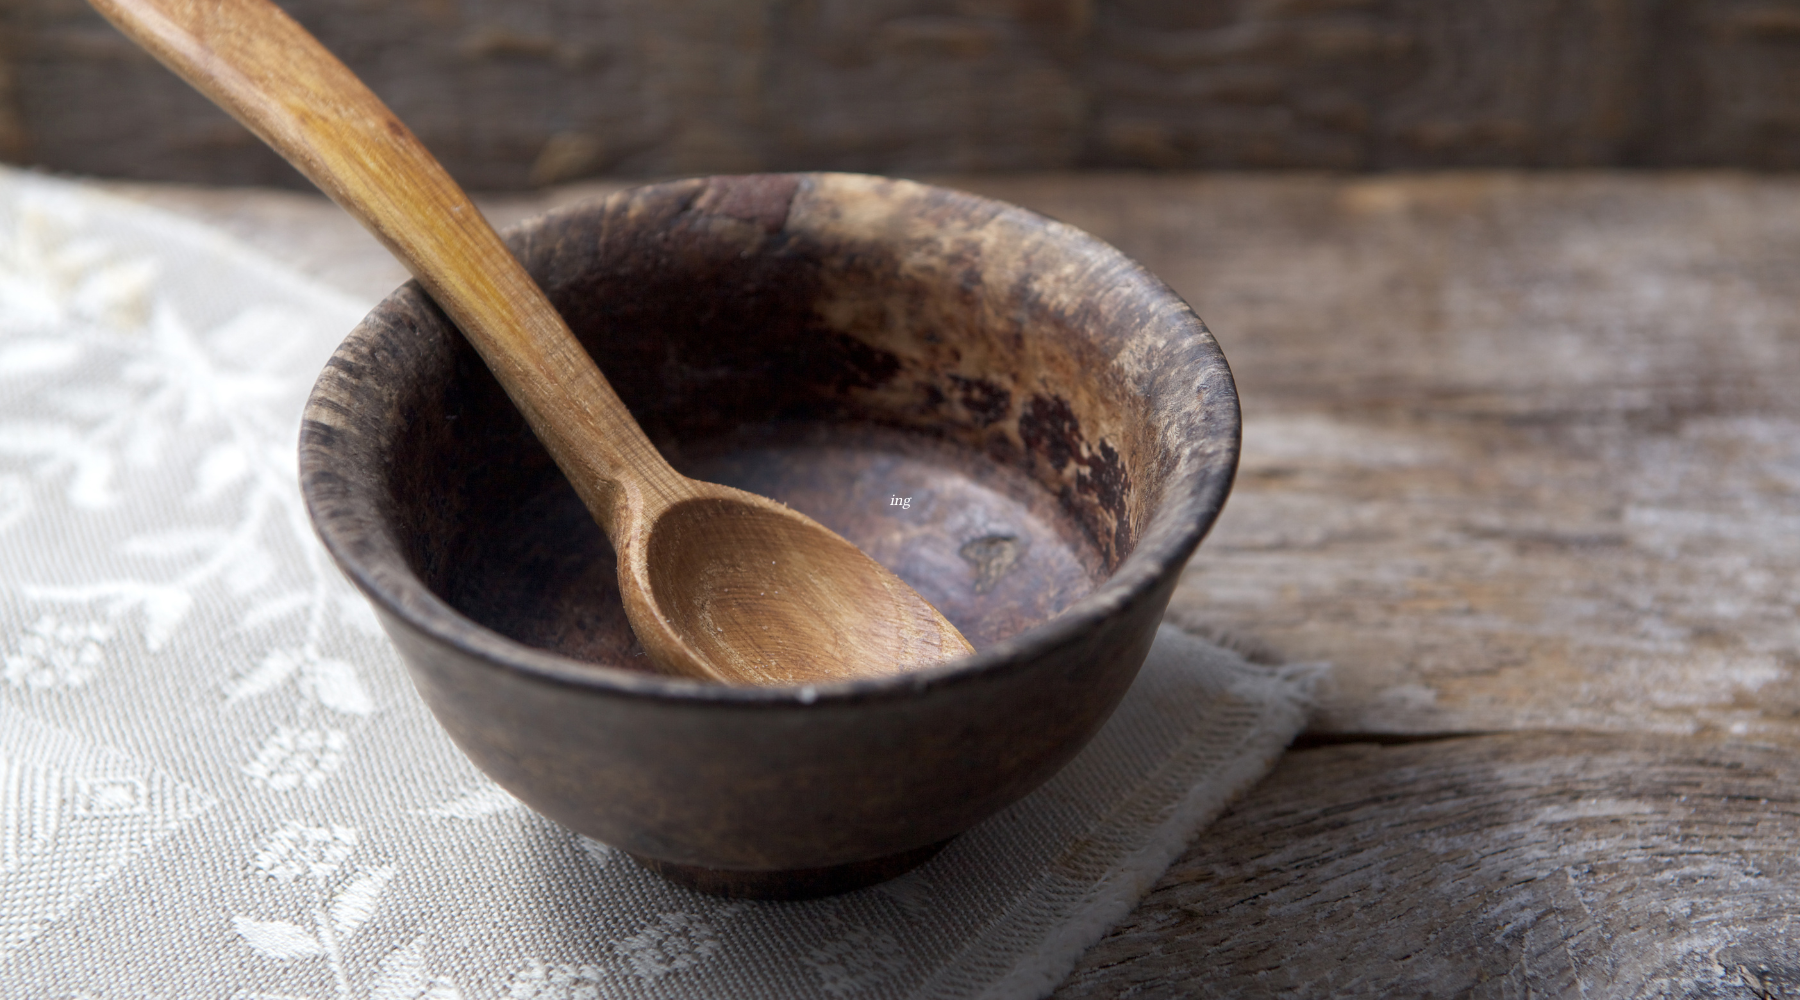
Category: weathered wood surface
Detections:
[
  {"x1": 15, "y1": 0, "x2": 1800, "y2": 187},
  {"x1": 109, "y1": 171, "x2": 1800, "y2": 995},
  {"x1": 1055, "y1": 731, "x2": 1800, "y2": 999}
]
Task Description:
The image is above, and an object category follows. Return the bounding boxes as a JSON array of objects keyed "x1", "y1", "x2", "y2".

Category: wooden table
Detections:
[{"x1": 114, "y1": 171, "x2": 1800, "y2": 998}]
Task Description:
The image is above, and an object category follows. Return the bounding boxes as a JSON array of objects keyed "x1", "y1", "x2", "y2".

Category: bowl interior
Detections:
[
  {"x1": 372, "y1": 174, "x2": 1187, "y2": 677},
  {"x1": 455, "y1": 423, "x2": 1107, "y2": 665}
]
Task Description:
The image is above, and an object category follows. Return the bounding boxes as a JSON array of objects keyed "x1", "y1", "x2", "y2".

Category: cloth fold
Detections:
[{"x1": 0, "y1": 166, "x2": 1317, "y2": 1000}]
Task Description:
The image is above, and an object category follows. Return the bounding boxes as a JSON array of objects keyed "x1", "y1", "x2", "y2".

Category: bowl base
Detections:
[{"x1": 627, "y1": 838, "x2": 953, "y2": 899}]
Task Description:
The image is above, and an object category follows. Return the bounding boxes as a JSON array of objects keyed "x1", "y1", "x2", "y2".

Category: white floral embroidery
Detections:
[
  {"x1": 615, "y1": 912, "x2": 720, "y2": 981},
  {"x1": 872, "y1": 871, "x2": 937, "y2": 921},
  {"x1": 1, "y1": 186, "x2": 375, "y2": 796},
  {"x1": 232, "y1": 914, "x2": 326, "y2": 960},
  {"x1": 805, "y1": 926, "x2": 910, "y2": 996},
  {"x1": 2, "y1": 615, "x2": 110, "y2": 690},
  {"x1": 226, "y1": 649, "x2": 374, "y2": 717},
  {"x1": 0, "y1": 702, "x2": 217, "y2": 964},
  {"x1": 420, "y1": 783, "x2": 522, "y2": 820},
  {"x1": 0, "y1": 199, "x2": 155, "y2": 338},
  {"x1": 575, "y1": 835, "x2": 617, "y2": 870},
  {"x1": 0, "y1": 473, "x2": 29, "y2": 536},
  {"x1": 369, "y1": 937, "x2": 464, "y2": 1000},
  {"x1": 249, "y1": 823, "x2": 358, "y2": 884},
  {"x1": 505, "y1": 960, "x2": 605, "y2": 1000},
  {"x1": 243, "y1": 727, "x2": 348, "y2": 792},
  {"x1": 234, "y1": 822, "x2": 458, "y2": 1000},
  {"x1": 73, "y1": 777, "x2": 147, "y2": 817}
]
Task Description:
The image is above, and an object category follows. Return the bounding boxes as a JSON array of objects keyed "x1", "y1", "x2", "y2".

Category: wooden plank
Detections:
[
  {"x1": 1054, "y1": 731, "x2": 1800, "y2": 998},
  {"x1": 11, "y1": 1, "x2": 1800, "y2": 186}
]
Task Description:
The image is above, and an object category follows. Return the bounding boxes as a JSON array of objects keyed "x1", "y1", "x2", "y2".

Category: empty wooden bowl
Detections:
[{"x1": 299, "y1": 173, "x2": 1239, "y2": 898}]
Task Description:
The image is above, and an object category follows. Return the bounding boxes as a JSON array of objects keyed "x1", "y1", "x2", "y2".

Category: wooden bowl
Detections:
[{"x1": 299, "y1": 173, "x2": 1239, "y2": 898}]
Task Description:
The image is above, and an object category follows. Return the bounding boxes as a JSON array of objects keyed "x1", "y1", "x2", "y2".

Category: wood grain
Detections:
[
  {"x1": 12, "y1": 1, "x2": 1800, "y2": 186},
  {"x1": 1054, "y1": 731, "x2": 1800, "y2": 999}
]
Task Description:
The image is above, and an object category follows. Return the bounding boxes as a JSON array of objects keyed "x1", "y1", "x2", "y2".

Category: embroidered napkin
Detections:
[{"x1": 0, "y1": 166, "x2": 1318, "y2": 1000}]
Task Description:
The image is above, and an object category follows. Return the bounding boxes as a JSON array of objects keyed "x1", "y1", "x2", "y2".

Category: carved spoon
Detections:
[{"x1": 89, "y1": 0, "x2": 973, "y2": 685}]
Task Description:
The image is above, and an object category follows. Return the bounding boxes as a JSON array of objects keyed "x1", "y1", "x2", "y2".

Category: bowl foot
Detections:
[{"x1": 628, "y1": 838, "x2": 953, "y2": 899}]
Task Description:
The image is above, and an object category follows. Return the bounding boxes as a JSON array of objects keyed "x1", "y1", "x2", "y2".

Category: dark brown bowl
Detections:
[{"x1": 299, "y1": 173, "x2": 1238, "y2": 898}]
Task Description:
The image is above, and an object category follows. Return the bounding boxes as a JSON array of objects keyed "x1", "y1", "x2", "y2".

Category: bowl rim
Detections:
[{"x1": 300, "y1": 172, "x2": 1240, "y2": 708}]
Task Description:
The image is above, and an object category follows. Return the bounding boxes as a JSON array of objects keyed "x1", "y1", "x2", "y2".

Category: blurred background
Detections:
[{"x1": 4, "y1": 0, "x2": 1799, "y2": 189}]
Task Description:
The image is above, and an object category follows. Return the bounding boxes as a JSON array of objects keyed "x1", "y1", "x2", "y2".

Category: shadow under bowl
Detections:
[{"x1": 299, "y1": 173, "x2": 1238, "y2": 898}]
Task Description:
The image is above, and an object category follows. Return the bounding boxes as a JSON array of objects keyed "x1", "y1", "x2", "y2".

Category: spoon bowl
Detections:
[{"x1": 636, "y1": 492, "x2": 963, "y2": 684}]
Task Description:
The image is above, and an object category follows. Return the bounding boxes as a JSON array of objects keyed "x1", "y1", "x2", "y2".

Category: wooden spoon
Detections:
[{"x1": 90, "y1": 0, "x2": 973, "y2": 685}]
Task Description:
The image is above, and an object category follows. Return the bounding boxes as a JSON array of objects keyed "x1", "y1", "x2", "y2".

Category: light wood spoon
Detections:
[{"x1": 90, "y1": 0, "x2": 973, "y2": 685}]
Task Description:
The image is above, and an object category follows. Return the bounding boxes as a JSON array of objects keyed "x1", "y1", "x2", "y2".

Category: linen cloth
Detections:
[{"x1": 0, "y1": 166, "x2": 1319, "y2": 1000}]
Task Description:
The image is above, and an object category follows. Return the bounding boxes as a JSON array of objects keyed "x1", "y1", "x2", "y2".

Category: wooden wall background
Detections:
[{"x1": 4, "y1": 0, "x2": 1800, "y2": 189}]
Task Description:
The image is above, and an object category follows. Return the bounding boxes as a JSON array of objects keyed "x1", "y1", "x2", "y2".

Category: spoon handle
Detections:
[{"x1": 89, "y1": 0, "x2": 685, "y2": 532}]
